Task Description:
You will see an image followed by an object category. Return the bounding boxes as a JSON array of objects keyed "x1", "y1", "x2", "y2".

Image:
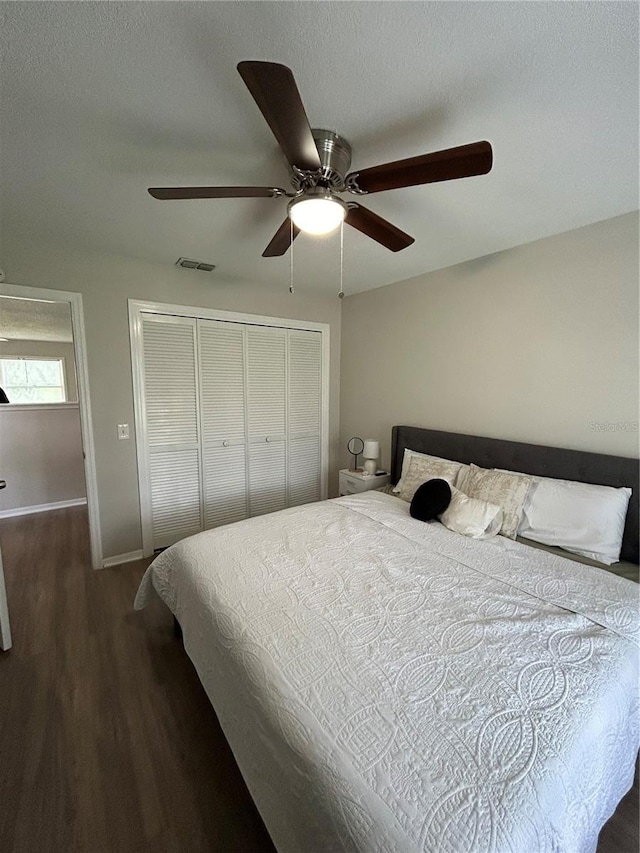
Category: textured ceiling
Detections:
[
  {"x1": 1, "y1": 2, "x2": 638, "y2": 295},
  {"x1": 0, "y1": 297, "x2": 73, "y2": 343}
]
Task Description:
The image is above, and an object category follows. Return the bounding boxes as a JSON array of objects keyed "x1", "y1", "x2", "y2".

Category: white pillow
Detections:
[
  {"x1": 518, "y1": 477, "x2": 632, "y2": 565},
  {"x1": 398, "y1": 454, "x2": 465, "y2": 503},
  {"x1": 393, "y1": 449, "x2": 468, "y2": 494},
  {"x1": 439, "y1": 488, "x2": 503, "y2": 539}
]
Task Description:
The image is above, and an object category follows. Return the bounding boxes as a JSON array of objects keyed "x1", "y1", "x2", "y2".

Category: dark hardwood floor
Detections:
[
  {"x1": 0, "y1": 506, "x2": 637, "y2": 852},
  {"x1": 0, "y1": 507, "x2": 276, "y2": 853}
]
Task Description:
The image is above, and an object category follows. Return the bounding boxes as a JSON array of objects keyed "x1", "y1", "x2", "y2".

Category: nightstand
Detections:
[{"x1": 339, "y1": 469, "x2": 390, "y2": 496}]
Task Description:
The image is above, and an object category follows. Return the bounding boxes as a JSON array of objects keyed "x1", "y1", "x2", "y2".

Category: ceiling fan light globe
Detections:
[{"x1": 288, "y1": 194, "x2": 347, "y2": 236}]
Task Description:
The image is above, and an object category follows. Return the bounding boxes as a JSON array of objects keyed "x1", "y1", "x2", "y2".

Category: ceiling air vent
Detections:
[{"x1": 175, "y1": 257, "x2": 216, "y2": 272}]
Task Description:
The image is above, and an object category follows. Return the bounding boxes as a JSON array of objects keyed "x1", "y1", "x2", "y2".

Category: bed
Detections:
[{"x1": 134, "y1": 426, "x2": 639, "y2": 853}]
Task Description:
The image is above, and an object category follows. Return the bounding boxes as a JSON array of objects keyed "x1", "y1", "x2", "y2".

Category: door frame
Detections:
[
  {"x1": 0, "y1": 283, "x2": 103, "y2": 569},
  {"x1": 129, "y1": 299, "x2": 330, "y2": 557}
]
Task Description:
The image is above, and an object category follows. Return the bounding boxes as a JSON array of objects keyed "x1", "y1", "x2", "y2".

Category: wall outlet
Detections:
[{"x1": 117, "y1": 424, "x2": 129, "y2": 440}]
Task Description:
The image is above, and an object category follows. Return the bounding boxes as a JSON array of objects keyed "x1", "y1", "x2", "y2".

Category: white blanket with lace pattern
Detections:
[{"x1": 135, "y1": 491, "x2": 639, "y2": 853}]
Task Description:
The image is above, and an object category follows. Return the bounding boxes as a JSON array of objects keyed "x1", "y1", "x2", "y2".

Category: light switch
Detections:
[{"x1": 117, "y1": 423, "x2": 130, "y2": 440}]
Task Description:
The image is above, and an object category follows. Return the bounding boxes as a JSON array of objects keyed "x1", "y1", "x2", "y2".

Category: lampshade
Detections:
[
  {"x1": 363, "y1": 440, "x2": 379, "y2": 459},
  {"x1": 288, "y1": 191, "x2": 347, "y2": 236}
]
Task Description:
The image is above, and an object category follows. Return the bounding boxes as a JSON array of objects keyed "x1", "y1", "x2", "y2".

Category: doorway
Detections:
[{"x1": 0, "y1": 283, "x2": 101, "y2": 569}]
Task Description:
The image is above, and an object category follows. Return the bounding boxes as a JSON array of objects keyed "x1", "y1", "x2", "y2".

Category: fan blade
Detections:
[
  {"x1": 237, "y1": 61, "x2": 321, "y2": 172},
  {"x1": 148, "y1": 186, "x2": 287, "y2": 200},
  {"x1": 262, "y1": 218, "x2": 300, "y2": 257},
  {"x1": 347, "y1": 141, "x2": 493, "y2": 194},
  {"x1": 346, "y1": 204, "x2": 414, "y2": 252}
]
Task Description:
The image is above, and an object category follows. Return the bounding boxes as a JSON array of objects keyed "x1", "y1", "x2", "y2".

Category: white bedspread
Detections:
[{"x1": 135, "y1": 492, "x2": 639, "y2": 853}]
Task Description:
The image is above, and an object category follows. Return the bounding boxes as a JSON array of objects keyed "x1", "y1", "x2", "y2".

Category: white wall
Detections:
[
  {"x1": 2, "y1": 242, "x2": 341, "y2": 560},
  {"x1": 0, "y1": 405, "x2": 86, "y2": 511},
  {"x1": 340, "y1": 212, "x2": 639, "y2": 471},
  {"x1": 0, "y1": 339, "x2": 78, "y2": 401}
]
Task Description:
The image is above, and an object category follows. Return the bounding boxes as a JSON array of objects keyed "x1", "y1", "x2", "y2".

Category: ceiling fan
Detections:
[{"x1": 148, "y1": 61, "x2": 493, "y2": 257}]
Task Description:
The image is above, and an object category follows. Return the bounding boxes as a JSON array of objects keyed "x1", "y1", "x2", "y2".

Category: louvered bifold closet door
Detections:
[
  {"x1": 198, "y1": 320, "x2": 248, "y2": 529},
  {"x1": 287, "y1": 330, "x2": 322, "y2": 507},
  {"x1": 247, "y1": 326, "x2": 287, "y2": 517},
  {"x1": 142, "y1": 316, "x2": 202, "y2": 549}
]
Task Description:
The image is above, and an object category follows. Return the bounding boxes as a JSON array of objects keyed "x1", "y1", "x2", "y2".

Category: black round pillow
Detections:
[{"x1": 410, "y1": 478, "x2": 452, "y2": 522}]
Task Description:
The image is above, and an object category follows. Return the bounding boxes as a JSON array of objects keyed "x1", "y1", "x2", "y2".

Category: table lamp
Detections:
[{"x1": 362, "y1": 440, "x2": 380, "y2": 476}]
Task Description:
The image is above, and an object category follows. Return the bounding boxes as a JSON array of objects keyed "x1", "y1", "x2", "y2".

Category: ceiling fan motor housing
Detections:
[{"x1": 290, "y1": 129, "x2": 352, "y2": 191}]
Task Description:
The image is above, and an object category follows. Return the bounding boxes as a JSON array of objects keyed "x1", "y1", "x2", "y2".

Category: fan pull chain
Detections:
[
  {"x1": 289, "y1": 219, "x2": 295, "y2": 294},
  {"x1": 338, "y1": 219, "x2": 344, "y2": 299}
]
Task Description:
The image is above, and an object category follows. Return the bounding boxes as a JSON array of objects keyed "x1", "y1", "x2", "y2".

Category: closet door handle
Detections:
[
  {"x1": 0, "y1": 480, "x2": 6, "y2": 490},
  {"x1": 265, "y1": 436, "x2": 271, "y2": 443},
  {"x1": 222, "y1": 440, "x2": 230, "y2": 447}
]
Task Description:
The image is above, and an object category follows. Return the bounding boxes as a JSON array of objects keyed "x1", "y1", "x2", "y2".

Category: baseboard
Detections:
[
  {"x1": 102, "y1": 550, "x2": 145, "y2": 568},
  {"x1": 0, "y1": 497, "x2": 87, "y2": 520}
]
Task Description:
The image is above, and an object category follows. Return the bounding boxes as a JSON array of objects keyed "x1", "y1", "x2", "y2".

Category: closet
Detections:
[{"x1": 133, "y1": 307, "x2": 326, "y2": 553}]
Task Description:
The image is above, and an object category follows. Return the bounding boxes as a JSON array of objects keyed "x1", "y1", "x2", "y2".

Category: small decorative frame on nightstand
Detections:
[{"x1": 338, "y1": 469, "x2": 390, "y2": 496}]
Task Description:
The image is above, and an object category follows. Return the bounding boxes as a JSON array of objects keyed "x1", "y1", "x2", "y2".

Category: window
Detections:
[{"x1": 0, "y1": 357, "x2": 66, "y2": 404}]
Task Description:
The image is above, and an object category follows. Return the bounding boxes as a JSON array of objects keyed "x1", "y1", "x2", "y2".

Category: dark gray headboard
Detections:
[{"x1": 391, "y1": 425, "x2": 639, "y2": 564}]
